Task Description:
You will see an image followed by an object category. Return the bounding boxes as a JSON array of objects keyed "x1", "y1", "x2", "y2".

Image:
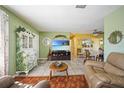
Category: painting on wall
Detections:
[{"x1": 51, "y1": 40, "x2": 70, "y2": 51}]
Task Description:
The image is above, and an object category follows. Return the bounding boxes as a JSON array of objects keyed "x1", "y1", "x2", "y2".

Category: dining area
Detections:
[{"x1": 77, "y1": 48, "x2": 104, "y2": 62}]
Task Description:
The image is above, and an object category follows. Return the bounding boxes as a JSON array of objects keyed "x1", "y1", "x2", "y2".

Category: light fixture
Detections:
[
  {"x1": 75, "y1": 5, "x2": 87, "y2": 9},
  {"x1": 92, "y1": 29, "x2": 104, "y2": 36}
]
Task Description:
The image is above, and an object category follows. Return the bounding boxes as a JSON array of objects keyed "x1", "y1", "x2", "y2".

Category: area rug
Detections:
[
  {"x1": 15, "y1": 75, "x2": 88, "y2": 88},
  {"x1": 28, "y1": 60, "x2": 84, "y2": 76}
]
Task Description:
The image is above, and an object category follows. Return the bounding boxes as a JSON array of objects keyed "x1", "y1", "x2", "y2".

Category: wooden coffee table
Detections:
[{"x1": 49, "y1": 62, "x2": 68, "y2": 80}]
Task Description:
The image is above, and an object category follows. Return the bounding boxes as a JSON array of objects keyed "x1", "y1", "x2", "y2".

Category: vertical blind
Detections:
[{"x1": 0, "y1": 9, "x2": 9, "y2": 76}]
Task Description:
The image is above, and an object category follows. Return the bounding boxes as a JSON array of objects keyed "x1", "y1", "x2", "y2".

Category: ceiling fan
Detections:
[{"x1": 92, "y1": 29, "x2": 104, "y2": 35}]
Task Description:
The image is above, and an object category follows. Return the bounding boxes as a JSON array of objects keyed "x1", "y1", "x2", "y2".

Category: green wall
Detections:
[
  {"x1": 0, "y1": 6, "x2": 40, "y2": 75},
  {"x1": 39, "y1": 32, "x2": 70, "y2": 58},
  {"x1": 104, "y1": 6, "x2": 124, "y2": 61}
]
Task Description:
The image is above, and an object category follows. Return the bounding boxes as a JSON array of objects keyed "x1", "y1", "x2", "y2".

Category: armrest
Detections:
[
  {"x1": 85, "y1": 61, "x2": 105, "y2": 68},
  {"x1": 0, "y1": 75, "x2": 15, "y2": 88},
  {"x1": 94, "y1": 73, "x2": 111, "y2": 84},
  {"x1": 106, "y1": 74, "x2": 124, "y2": 87},
  {"x1": 33, "y1": 80, "x2": 50, "y2": 88},
  {"x1": 93, "y1": 73, "x2": 124, "y2": 87},
  {"x1": 89, "y1": 73, "x2": 111, "y2": 88},
  {"x1": 84, "y1": 65, "x2": 97, "y2": 80}
]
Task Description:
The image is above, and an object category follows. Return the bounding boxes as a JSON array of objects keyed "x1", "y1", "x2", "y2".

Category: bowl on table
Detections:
[{"x1": 54, "y1": 61, "x2": 62, "y2": 67}]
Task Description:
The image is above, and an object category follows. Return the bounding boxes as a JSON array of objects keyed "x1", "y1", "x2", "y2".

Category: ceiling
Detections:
[{"x1": 5, "y1": 5, "x2": 121, "y2": 33}]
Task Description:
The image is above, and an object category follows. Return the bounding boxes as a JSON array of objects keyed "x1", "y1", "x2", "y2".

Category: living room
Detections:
[{"x1": 0, "y1": 4, "x2": 124, "y2": 89}]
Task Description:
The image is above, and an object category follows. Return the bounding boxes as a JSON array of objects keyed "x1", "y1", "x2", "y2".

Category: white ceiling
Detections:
[{"x1": 6, "y1": 5, "x2": 121, "y2": 33}]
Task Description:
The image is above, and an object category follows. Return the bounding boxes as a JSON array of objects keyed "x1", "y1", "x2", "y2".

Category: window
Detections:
[
  {"x1": 82, "y1": 39, "x2": 93, "y2": 48},
  {"x1": 0, "y1": 9, "x2": 9, "y2": 76}
]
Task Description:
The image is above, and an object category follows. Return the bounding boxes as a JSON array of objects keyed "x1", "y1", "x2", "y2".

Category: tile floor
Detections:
[{"x1": 28, "y1": 59, "x2": 85, "y2": 76}]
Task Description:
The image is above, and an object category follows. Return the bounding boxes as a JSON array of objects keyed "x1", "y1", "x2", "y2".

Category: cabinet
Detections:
[{"x1": 16, "y1": 27, "x2": 39, "y2": 75}]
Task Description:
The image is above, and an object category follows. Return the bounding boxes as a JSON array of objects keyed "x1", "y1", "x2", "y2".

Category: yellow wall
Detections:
[{"x1": 70, "y1": 33, "x2": 103, "y2": 60}]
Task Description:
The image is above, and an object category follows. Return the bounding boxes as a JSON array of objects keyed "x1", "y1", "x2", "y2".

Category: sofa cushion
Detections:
[
  {"x1": 107, "y1": 52, "x2": 124, "y2": 70},
  {"x1": 85, "y1": 61, "x2": 105, "y2": 68},
  {"x1": 0, "y1": 76, "x2": 15, "y2": 88},
  {"x1": 104, "y1": 63, "x2": 124, "y2": 76}
]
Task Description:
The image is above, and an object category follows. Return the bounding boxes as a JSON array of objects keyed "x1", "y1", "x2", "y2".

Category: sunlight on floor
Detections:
[{"x1": 27, "y1": 59, "x2": 85, "y2": 76}]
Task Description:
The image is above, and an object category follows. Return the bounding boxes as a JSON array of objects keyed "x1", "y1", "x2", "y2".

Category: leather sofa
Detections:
[
  {"x1": 0, "y1": 75, "x2": 50, "y2": 88},
  {"x1": 84, "y1": 52, "x2": 124, "y2": 88}
]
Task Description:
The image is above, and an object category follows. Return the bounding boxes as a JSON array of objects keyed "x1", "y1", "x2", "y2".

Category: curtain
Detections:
[{"x1": 0, "y1": 9, "x2": 9, "y2": 76}]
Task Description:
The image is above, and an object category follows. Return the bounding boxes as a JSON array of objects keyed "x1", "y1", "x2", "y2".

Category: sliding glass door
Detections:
[{"x1": 0, "y1": 9, "x2": 9, "y2": 76}]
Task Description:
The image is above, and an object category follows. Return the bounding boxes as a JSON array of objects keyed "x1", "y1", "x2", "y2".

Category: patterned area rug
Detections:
[{"x1": 15, "y1": 75, "x2": 88, "y2": 88}]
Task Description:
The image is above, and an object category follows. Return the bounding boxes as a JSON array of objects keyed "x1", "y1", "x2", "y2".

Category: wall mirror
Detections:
[
  {"x1": 108, "y1": 31, "x2": 123, "y2": 44},
  {"x1": 42, "y1": 37, "x2": 51, "y2": 46}
]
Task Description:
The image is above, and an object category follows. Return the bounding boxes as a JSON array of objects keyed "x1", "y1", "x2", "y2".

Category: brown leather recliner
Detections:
[{"x1": 84, "y1": 52, "x2": 124, "y2": 88}]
